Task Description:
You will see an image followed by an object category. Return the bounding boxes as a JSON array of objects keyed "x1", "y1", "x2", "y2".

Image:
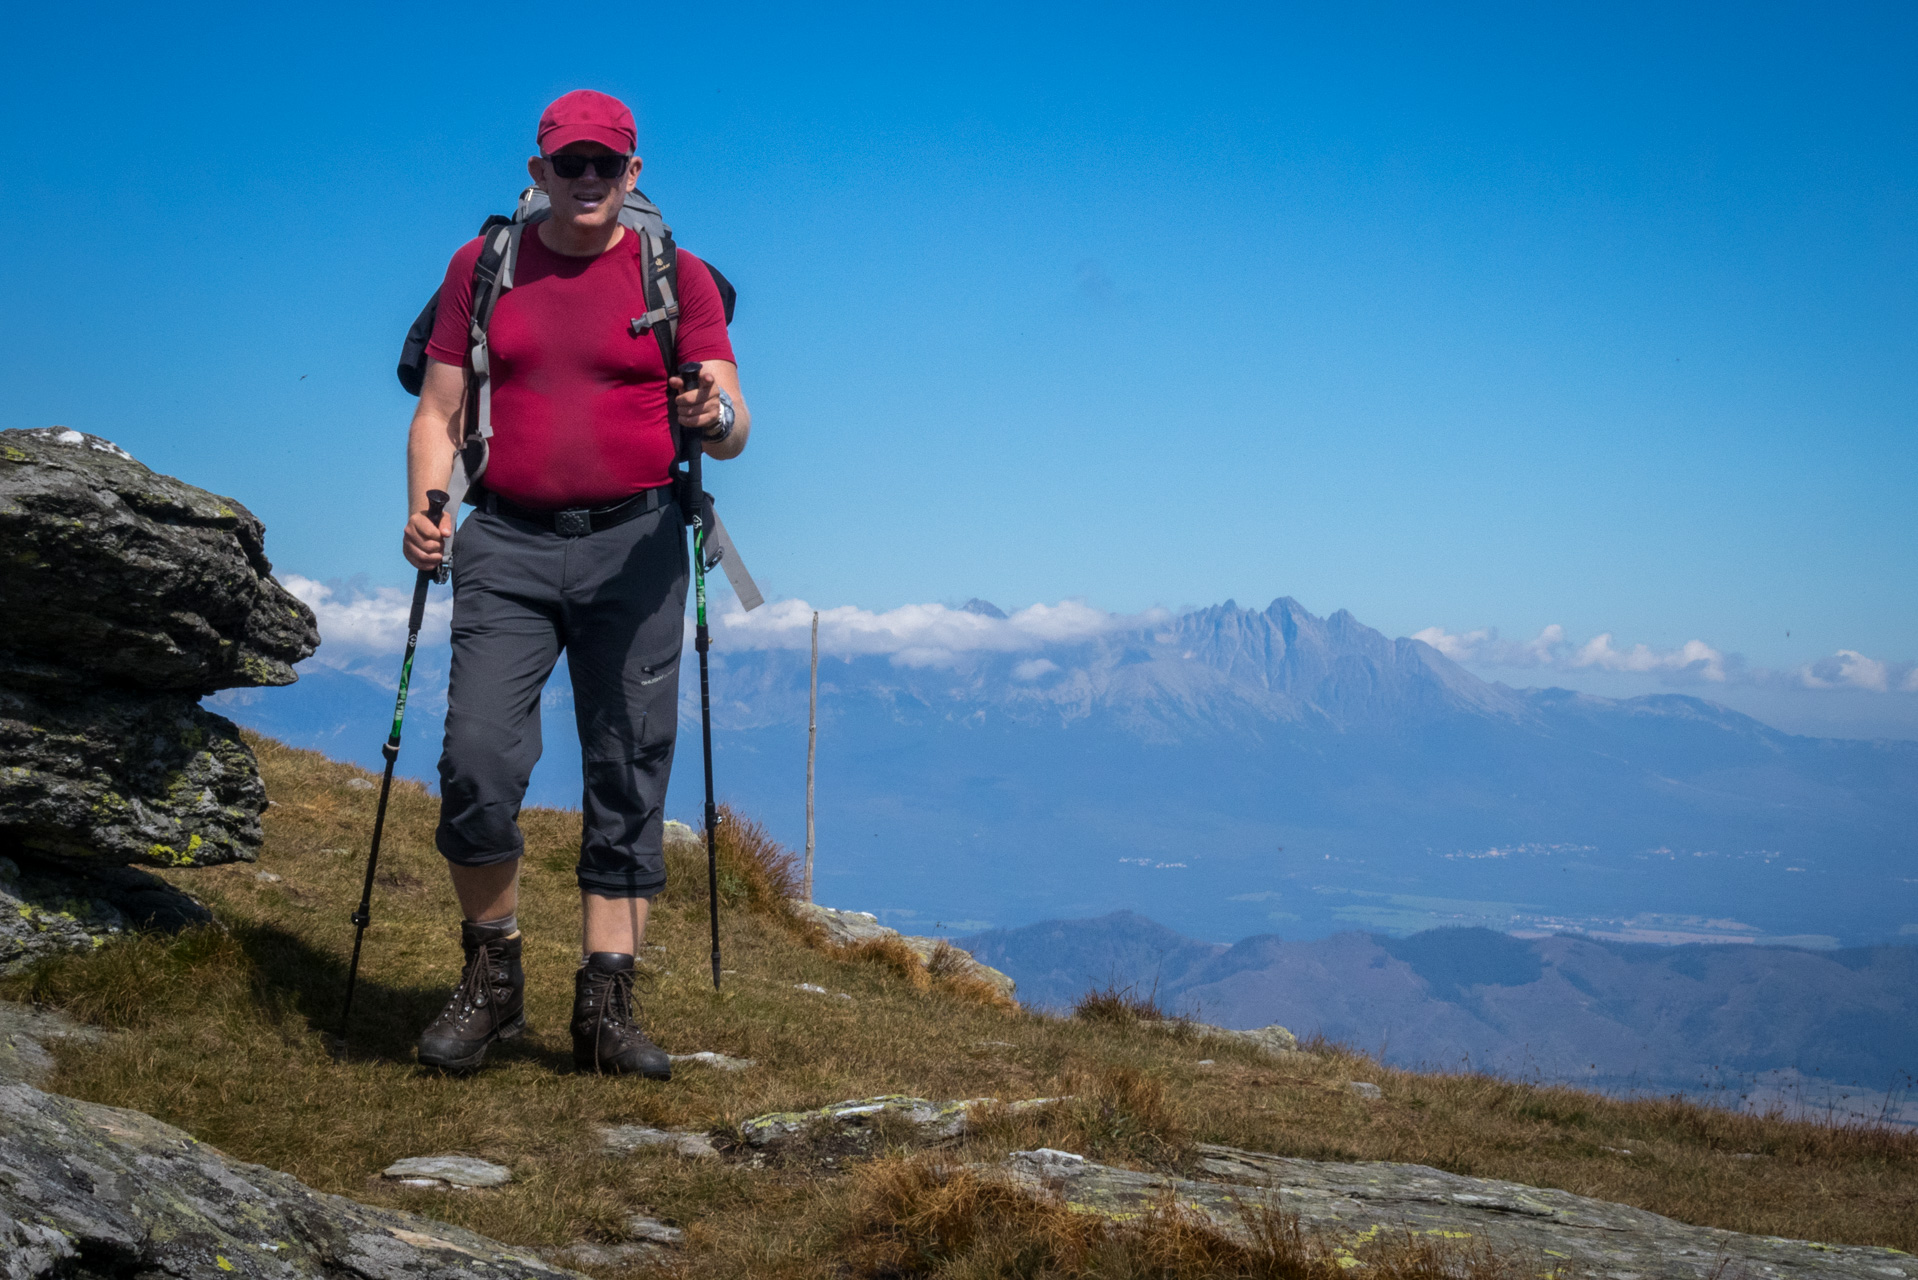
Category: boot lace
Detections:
[
  {"x1": 440, "y1": 938, "x2": 505, "y2": 1028},
  {"x1": 584, "y1": 965, "x2": 637, "y2": 1042}
]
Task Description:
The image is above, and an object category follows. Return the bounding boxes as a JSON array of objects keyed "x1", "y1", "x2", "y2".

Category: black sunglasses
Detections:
[{"x1": 545, "y1": 152, "x2": 629, "y2": 180}]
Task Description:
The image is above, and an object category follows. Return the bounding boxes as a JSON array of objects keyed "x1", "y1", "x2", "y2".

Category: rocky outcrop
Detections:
[
  {"x1": 790, "y1": 900, "x2": 1018, "y2": 999},
  {"x1": 0, "y1": 1080, "x2": 585, "y2": 1279},
  {"x1": 1155, "y1": 1018, "x2": 1302, "y2": 1057},
  {"x1": 0, "y1": 427, "x2": 316, "y2": 966},
  {"x1": 990, "y1": 1144, "x2": 1917, "y2": 1280}
]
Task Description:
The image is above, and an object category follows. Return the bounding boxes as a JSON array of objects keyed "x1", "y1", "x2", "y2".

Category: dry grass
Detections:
[
  {"x1": 1072, "y1": 981, "x2": 1170, "y2": 1025},
  {"x1": 4, "y1": 732, "x2": 1916, "y2": 1278},
  {"x1": 833, "y1": 1158, "x2": 1524, "y2": 1280}
]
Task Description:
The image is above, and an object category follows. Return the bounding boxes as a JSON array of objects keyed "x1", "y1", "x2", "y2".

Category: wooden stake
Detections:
[{"x1": 805, "y1": 610, "x2": 818, "y2": 902}]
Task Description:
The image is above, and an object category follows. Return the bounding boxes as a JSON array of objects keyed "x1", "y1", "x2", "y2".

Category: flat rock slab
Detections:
[
  {"x1": 0, "y1": 1081, "x2": 583, "y2": 1278},
  {"x1": 624, "y1": 1214, "x2": 684, "y2": 1245},
  {"x1": 992, "y1": 1145, "x2": 1917, "y2": 1280},
  {"x1": 599, "y1": 1124, "x2": 720, "y2": 1159},
  {"x1": 741, "y1": 1094, "x2": 1067, "y2": 1149},
  {"x1": 0, "y1": 999, "x2": 106, "y2": 1087},
  {"x1": 546, "y1": 1241, "x2": 669, "y2": 1268},
  {"x1": 381, "y1": 1155, "x2": 514, "y2": 1189}
]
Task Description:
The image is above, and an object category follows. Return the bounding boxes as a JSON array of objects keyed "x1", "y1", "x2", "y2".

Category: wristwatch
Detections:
[{"x1": 702, "y1": 389, "x2": 736, "y2": 444}]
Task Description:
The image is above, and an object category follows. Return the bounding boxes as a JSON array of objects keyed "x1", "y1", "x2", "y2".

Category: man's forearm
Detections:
[
  {"x1": 408, "y1": 360, "x2": 467, "y2": 513},
  {"x1": 408, "y1": 407, "x2": 460, "y2": 511}
]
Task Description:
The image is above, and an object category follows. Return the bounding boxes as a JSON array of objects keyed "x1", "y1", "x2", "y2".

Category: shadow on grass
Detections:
[
  {"x1": 230, "y1": 919, "x2": 579, "y2": 1074},
  {"x1": 1, "y1": 915, "x2": 578, "y2": 1074}
]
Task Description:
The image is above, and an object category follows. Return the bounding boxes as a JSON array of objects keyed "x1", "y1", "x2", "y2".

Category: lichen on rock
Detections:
[{"x1": 0, "y1": 854, "x2": 215, "y2": 974}]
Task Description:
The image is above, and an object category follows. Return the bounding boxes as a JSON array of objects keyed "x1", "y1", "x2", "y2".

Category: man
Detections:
[{"x1": 401, "y1": 89, "x2": 749, "y2": 1076}]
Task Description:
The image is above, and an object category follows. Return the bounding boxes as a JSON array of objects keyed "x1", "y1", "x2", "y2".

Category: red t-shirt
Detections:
[{"x1": 424, "y1": 225, "x2": 735, "y2": 509}]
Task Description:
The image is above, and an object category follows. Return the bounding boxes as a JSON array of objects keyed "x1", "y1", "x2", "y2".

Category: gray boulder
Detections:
[
  {"x1": 0, "y1": 1080, "x2": 585, "y2": 1279},
  {"x1": 0, "y1": 427, "x2": 317, "y2": 695},
  {"x1": 0, "y1": 427, "x2": 316, "y2": 901}
]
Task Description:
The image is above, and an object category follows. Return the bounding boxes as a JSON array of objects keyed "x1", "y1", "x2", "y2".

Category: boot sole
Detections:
[
  {"x1": 418, "y1": 1012, "x2": 528, "y2": 1073},
  {"x1": 572, "y1": 1047, "x2": 673, "y2": 1080}
]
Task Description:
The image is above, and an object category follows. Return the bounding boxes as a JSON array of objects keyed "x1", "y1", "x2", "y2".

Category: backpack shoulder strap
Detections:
[
  {"x1": 463, "y1": 221, "x2": 526, "y2": 447},
  {"x1": 629, "y1": 225, "x2": 684, "y2": 456}
]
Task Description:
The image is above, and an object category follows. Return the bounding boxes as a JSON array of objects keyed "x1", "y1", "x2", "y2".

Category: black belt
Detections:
[{"x1": 480, "y1": 485, "x2": 673, "y2": 536}]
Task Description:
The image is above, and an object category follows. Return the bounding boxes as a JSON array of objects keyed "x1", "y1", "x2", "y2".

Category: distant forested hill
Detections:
[{"x1": 958, "y1": 914, "x2": 1918, "y2": 1105}]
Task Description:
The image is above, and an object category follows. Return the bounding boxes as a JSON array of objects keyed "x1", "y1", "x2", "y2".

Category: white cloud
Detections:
[
  {"x1": 1572, "y1": 633, "x2": 1727, "y2": 681},
  {"x1": 1797, "y1": 649, "x2": 1918, "y2": 693},
  {"x1": 714, "y1": 598, "x2": 1161, "y2": 667},
  {"x1": 1419, "y1": 621, "x2": 1914, "y2": 694},
  {"x1": 287, "y1": 576, "x2": 1158, "y2": 672},
  {"x1": 282, "y1": 574, "x2": 452, "y2": 662},
  {"x1": 1412, "y1": 624, "x2": 1564, "y2": 668}
]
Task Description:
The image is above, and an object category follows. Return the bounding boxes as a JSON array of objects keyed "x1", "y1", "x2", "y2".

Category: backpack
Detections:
[
  {"x1": 395, "y1": 187, "x2": 760, "y2": 609},
  {"x1": 395, "y1": 185, "x2": 736, "y2": 511}
]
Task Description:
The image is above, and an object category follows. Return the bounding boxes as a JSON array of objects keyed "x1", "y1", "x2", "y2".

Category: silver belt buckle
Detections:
[{"x1": 555, "y1": 508, "x2": 592, "y2": 537}]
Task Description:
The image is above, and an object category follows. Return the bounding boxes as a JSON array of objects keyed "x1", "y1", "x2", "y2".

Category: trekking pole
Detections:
[
  {"x1": 339, "y1": 488, "x2": 449, "y2": 1042},
  {"x1": 678, "y1": 362, "x2": 724, "y2": 991}
]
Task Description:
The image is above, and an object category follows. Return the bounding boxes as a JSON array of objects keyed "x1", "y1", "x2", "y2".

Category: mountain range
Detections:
[{"x1": 214, "y1": 596, "x2": 1918, "y2": 947}]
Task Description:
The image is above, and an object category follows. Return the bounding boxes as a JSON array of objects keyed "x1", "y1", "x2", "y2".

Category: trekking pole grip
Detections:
[
  {"x1": 676, "y1": 363, "x2": 704, "y2": 525},
  {"x1": 412, "y1": 490, "x2": 449, "y2": 628}
]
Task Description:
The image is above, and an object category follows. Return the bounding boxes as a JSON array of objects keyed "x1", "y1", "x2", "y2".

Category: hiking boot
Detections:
[
  {"x1": 571, "y1": 952, "x2": 671, "y2": 1078},
  {"x1": 416, "y1": 921, "x2": 527, "y2": 1071}
]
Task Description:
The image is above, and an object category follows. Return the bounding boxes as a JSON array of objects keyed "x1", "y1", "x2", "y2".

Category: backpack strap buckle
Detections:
[{"x1": 628, "y1": 305, "x2": 678, "y2": 337}]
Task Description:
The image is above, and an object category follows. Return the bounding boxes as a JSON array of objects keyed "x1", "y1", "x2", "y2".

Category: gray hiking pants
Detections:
[{"x1": 435, "y1": 496, "x2": 686, "y2": 899}]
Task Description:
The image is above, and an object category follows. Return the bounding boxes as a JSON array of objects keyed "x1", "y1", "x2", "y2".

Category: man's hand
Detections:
[
  {"x1": 668, "y1": 360, "x2": 750, "y2": 460},
  {"x1": 403, "y1": 506, "x2": 455, "y2": 571}
]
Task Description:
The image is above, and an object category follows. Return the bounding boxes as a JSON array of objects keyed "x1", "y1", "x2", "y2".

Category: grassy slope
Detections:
[{"x1": 5, "y1": 734, "x2": 1914, "y2": 1278}]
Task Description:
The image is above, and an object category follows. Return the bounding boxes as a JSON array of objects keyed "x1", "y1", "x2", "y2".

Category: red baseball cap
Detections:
[{"x1": 537, "y1": 90, "x2": 636, "y2": 155}]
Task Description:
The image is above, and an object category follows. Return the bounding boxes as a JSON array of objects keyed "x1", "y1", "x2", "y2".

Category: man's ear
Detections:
[
  {"x1": 624, "y1": 156, "x2": 642, "y2": 192},
  {"x1": 527, "y1": 155, "x2": 547, "y2": 189}
]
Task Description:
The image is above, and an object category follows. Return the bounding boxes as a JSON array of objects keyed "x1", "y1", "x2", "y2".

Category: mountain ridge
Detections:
[{"x1": 215, "y1": 595, "x2": 1918, "y2": 946}]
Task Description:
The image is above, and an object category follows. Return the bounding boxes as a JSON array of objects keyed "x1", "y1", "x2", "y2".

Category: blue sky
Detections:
[{"x1": 5, "y1": 1, "x2": 1914, "y2": 735}]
